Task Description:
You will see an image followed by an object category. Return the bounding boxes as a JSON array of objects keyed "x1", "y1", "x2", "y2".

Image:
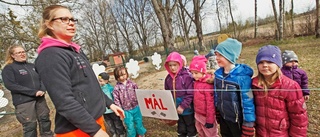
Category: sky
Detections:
[
  {"x1": 202, "y1": 0, "x2": 316, "y2": 34},
  {"x1": 0, "y1": 0, "x2": 317, "y2": 34}
]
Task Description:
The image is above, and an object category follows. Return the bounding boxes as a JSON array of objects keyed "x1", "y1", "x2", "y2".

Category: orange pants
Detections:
[{"x1": 56, "y1": 116, "x2": 106, "y2": 137}]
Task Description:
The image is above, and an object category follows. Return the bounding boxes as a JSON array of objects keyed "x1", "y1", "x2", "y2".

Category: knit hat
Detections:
[
  {"x1": 215, "y1": 38, "x2": 242, "y2": 64},
  {"x1": 189, "y1": 55, "x2": 207, "y2": 73},
  {"x1": 98, "y1": 72, "x2": 110, "y2": 80},
  {"x1": 282, "y1": 50, "x2": 299, "y2": 65},
  {"x1": 256, "y1": 45, "x2": 282, "y2": 67}
]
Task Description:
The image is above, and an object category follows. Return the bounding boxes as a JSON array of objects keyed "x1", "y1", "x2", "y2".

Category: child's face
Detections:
[
  {"x1": 215, "y1": 52, "x2": 231, "y2": 67},
  {"x1": 98, "y1": 78, "x2": 107, "y2": 86},
  {"x1": 284, "y1": 60, "x2": 298, "y2": 67},
  {"x1": 258, "y1": 60, "x2": 279, "y2": 78},
  {"x1": 118, "y1": 69, "x2": 128, "y2": 83},
  {"x1": 190, "y1": 70, "x2": 204, "y2": 81},
  {"x1": 168, "y1": 61, "x2": 180, "y2": 74}
]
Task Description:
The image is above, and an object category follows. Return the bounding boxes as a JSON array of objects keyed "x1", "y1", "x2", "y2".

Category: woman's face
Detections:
[
  {"x1": 49, "y1": 8, "x2": 77, "y2": 43},
  {"x1": 11, "y1": 47, "x2": 27, "y2": 62}
]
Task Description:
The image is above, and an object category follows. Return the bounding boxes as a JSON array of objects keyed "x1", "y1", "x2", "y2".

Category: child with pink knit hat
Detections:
[{"x1": 189, "y1": 55, "x2": 219, "y2": 137}]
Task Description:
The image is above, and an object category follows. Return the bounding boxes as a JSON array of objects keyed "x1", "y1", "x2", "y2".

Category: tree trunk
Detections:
[
  {"x1": 316, "y1": 0, "x2": 320, "y2": 38},
  {"x1": 291, "y1": 0, "x2": 294, "y2": 35},
  {"x1": 254, "y1": 0, "x2": 258, "y2": 38},
  {"x1": 279, "y1": 0, "x2": 283, "y2": 39},
  {"x1": 271, "y1": 0, "x2": 281, "y2": 40},
  {"x1": 216, "y1": 0, "x2": 222, "y2": 32},
  {"x1": 151, "y1": 0, "x2": 178, "y2": 55},
  {"x1": 227, "y1": 0, "x2": 236, "y2": 37},
  {"x1": 178, "y1": 0, "x2": 191, "y2": 49},
  {"x1": 193, "y1": 0, "x2": 204, "y2": 51}
]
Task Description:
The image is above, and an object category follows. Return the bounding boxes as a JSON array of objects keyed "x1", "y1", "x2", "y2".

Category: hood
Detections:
[
  {"x1": 165, "y1": 52, "x2": 183, "y2": 78},
  {"x1": 37, "y1": 37, "x2": 81, "y2": 54}
]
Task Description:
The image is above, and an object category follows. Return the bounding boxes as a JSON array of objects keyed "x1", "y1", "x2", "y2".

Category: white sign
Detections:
[{"x1": 136, "y1": 89, "x2": 178, "y2": 120}]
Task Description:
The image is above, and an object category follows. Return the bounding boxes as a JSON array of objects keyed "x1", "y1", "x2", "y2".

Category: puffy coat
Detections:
[
  {"x1": 252, "y1": 75, "x2": 308, "y2": 137},
  {"x1": 193, "y1": 73, "x2": 215, "y2": 124},
  {"x1": 281, "y1": 65, "x2": 310, "y2": 96},
  {"x1": 214, "y1": 64, "x2": 255, "y2": 125}
]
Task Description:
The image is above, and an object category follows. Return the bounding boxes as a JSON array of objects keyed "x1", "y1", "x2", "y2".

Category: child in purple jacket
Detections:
[
  {"x1": 164, "y1": 52, "x2": 197, "y2": 137},
  {"x1": 112, "y1": 66, "x2": 146, "y2": 137},
  {"x1": 281, "y1": 50, "x2": 310, "y2": 100}
]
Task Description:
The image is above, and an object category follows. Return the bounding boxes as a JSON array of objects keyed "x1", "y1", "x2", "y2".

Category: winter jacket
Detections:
[
  {"x1": 35, "y1": 37, "x2": 113, "y2": 136},
  {"x1": 113, "y1": 80, "x2": 139, "y2": 111},
  {"x1": 164, "y1": 52, "x2": 194, "y2": 115},
  {"x1": 101, "y1": 83, "x2": 114, "y2": 114},
  {"x1": 214, "y1": 64, "x2": 255, "y2": 126},
  {"x1": 2, "y1": 61, "x2": 46, "y2": 106},
  {"x1": 193, "y1": 73, "x2": 215, "y2": 124},
  {"x1": 252, "y1": 75, "x2": 308, "y2": 137},
  {"x1": 281, "y1": 65, "x2": 310, "y2": 96}
]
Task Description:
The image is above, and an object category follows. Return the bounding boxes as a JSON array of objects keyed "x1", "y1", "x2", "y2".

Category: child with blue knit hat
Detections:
[{"x1": 213, "y1": 38, "x2": 256, "y2": 137}]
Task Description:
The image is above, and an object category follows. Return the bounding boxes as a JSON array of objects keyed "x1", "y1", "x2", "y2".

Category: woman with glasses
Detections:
[
  {"x1": 35, "y1": 5, "x2": 124, "y2": 137},
  {"x1": 1, "y1": 45, "x2": 54, "y2": 137}
]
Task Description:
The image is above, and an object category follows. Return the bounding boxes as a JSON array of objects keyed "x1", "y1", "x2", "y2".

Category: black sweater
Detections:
[
  {"x1": 35, "y1": 47, "x2": 113, "y2": 136},
  {"x1": 2, "y1": 61, "x2": 46, "y2": 106}
]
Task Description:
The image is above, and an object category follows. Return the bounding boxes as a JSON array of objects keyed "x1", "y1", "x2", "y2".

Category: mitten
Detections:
[
  {"x1": 215, "y1": 111, "x2": 220, "y2": 124},
  {"x1": 204, "y1": 123, "x2": 214, "y2": 128},
  {"x1": 241, "y1": 125, "x2": 255, "y2": 137}
]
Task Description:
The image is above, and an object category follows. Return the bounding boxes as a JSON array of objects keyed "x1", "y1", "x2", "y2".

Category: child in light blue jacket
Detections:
[{"x1": 98, "y1": 72, "x2": 125, "y2": 137}]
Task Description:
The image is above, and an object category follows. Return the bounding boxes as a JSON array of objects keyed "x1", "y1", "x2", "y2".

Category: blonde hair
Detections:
[
  {"x1": 4, "y1": 45, "x2": 25, "y2": 66},
  {"x1": 257, "y1": 67, "x2": 282, "y2": 94},
  {"x1": 38, "y1": 5, "x2": 69, "y2": 38}
]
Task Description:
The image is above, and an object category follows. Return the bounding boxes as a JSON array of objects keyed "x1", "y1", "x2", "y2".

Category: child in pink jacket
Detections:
[{"x1": 189, "y1": 55, "x2": 219, "y2": 137}]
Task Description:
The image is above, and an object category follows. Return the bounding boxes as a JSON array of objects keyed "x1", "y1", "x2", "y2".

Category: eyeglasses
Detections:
[
  {"x1": 14, "y1": 51, "x2": 26, "y2": 55},
  {"x1": 52, "y1": 17, "x2": 78, "y2": 24}
]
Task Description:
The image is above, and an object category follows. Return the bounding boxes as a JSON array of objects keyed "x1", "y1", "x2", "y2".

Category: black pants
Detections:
[
  {"x1": 15, "y1": 97, "x2": 53, "y2": 137},
  {"x1": 219, "y1": 117, "x2": 242, "y2": 137},
  {"x1": 104, "y1": 113, "x2": 126, "y2": 136},
  {"x1": 177, "y1": 114, "x2": 197, "y2": 137}
]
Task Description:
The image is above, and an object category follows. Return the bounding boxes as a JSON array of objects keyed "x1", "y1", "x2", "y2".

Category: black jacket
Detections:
[
  {"x1": 2, "y1": 61, "x2": 46, "y2": 106},
  {"x1": 35, "y1": 46, "x2": 113, "y2": 136}
]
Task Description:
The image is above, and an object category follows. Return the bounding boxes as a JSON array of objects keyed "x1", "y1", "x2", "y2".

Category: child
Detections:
[
  {"x1": 164, "y1": 52, "x2": 197, "y2": 137},
  {"x1": 112, "y1": 66, "x2": 146, "y2": 137},
  {"x1": 281, "y1": 50, "x2": 310, "y2": 100},
  {"x1": 98, "y1": 72, "x2": 126, "y2": 137},
  {"x1": 213, "y1": 38, "x2": 255, "y2": 137},
  {"x1": 189, "y1": 55, "x2": 219, "y2": 137},
  {"x1": 252, "y1": 45, "x2": 308, "y2": 136}
]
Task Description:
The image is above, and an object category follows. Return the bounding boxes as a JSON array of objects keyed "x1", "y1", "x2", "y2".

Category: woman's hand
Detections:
[{"x1": 110, "y1": 104, "x2": 125, "y2": 119}]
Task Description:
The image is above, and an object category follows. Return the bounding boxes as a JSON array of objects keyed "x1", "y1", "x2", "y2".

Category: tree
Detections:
[
  {"x1": 254, "y1": 0, "x2": 258, "y2": 38},
  {"x1": 316, "y1": 0, "x2": 320, "y2": 38},
  {"x1": 215, "y1": 0, "x2": 223, "y2": 33},
  {"x1": 177, "y1": 0, "x2": 192, "y2": 49},
  {"x1": 151, "y1": 0, "x2": 179, "y2": 54},
  {"x1": 291, "y1": 0, "x2": 294, "y2": 35},
  {"x1": 271, "y1": 0, "x2": 283, "y2": 40},
  {"x1": 227, "y1": 0, "x2": 236, "y2": 37}
]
